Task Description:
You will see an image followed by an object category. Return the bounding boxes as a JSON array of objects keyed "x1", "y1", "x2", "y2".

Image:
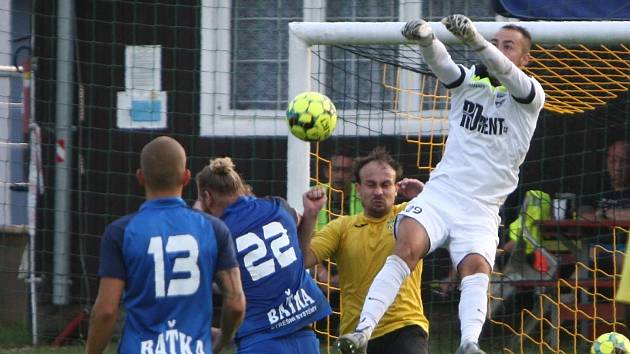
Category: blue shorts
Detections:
[{"x1": 236, "y1": 329, "x2": 319, "y2": 354}]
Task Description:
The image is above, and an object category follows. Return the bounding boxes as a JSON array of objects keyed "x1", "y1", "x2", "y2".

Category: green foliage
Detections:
[{"x1": 0, "y1": 323, "x2": 31, "y2": 349}]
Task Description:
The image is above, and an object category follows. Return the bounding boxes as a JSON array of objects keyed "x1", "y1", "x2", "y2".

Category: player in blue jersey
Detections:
[
  {"x1": 195, "y1": 157, "x2": 331, "y2": 354},
  {"x1": 86, "y1": 136, "x2": 245, "y2": 354}
]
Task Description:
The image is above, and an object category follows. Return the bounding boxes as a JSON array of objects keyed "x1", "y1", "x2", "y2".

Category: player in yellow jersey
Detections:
[
  {"x1": 300, "y1": 147, "x2": 428, "y2": 354},
  {"x1": 617, "y1": 232, "x2": 630, "y2": 327},
  {"x1": 617, "y1": 232, "x2": 630, "y2": 304}
]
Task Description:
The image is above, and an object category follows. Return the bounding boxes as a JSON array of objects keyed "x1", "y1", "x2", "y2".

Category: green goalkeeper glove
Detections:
[
  {"x1": 401, "y1": 19, "x2": 435, "y2": 47},
  {"x1": 441, "y1": 14, "x2": 487, "y2": 51}
]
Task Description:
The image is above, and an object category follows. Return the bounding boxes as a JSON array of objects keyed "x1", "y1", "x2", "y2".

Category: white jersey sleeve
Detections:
[
  {"x1": 476, "y1": 43, "x2": 535, "y2": 102},
  {"x1": 426, "y1": 65, "x2": 545, "y2": 206},
  {"x1": 419, "y1": 38, "x2": 463, "y2": 88}
]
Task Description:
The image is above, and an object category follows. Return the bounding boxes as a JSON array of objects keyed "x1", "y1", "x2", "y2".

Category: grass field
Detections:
[
  {"x1": 0, "y1": 319, "x2": 596, "y2": 353},
  {"x1": 0, "y1": 341, "x2": 593, "y2": 354},
  {"x1": 0, "y1": 345, "x2": 235, "y2": 354},
  {"x1": 0, "y1": 321, "x2": 593, "y2": 354},
  {"x1": 0, "y1": 346, "x2": 115, "y2": 354},
  {"x1": 0, "y1": 341, "x2": 591, "y2": 354}
]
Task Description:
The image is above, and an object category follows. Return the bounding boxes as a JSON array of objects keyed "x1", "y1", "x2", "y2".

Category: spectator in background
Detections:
[
  {"x1": 582, "y1": 140, "x2": 630, "y2": 221},
  {"x1": 86, "y1": 136, "x2": 245, "y2": 354},
  {"x1": 580, "y1": 140, "x2": 630, "y2": 279},
  {"x1": 315, "y1": 152, "x2": 362, "y2": 335},
  {"x1": 317, "y1": 151, "x2": 363, "y2": 229},
  {"x1": 597, "y1": 140, "x2": 630, "y2": 335},
  {"x1": 300, "y1": 147, "x2": 429, "y2": 354},
  {"x1": 195, "y1": 157, "x2": 331, "y2": 354}
]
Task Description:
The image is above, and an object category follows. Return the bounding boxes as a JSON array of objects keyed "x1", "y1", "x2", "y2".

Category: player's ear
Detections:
[
  {"x1": 195, "y1": 190, "x2": 211, "y2": 212},
  {"x1": 136, "y1": 168, "x2": 145, "y2": 186},
  {"x1": 182, "y1": 169, "x2": 191, "y2": 187},
  {"x1": 520, "y1": 51, "x2": 531, "y2": 67},
  {"x1": 204, "y1": 190, "x2": 215, "y2": 209}
]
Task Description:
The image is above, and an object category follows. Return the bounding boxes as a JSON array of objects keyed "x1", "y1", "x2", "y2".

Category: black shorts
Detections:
[{"x1": 367, "y1": 325, "x2": 428, "y2": 354}]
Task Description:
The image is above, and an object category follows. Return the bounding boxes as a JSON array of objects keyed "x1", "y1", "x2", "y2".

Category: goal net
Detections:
[
  {"x1": 288, "y1": 21, "x2": 630, "y2": 353},
  {"x1": 4, "y1": 3, "x2": 629, "y2": 352}
]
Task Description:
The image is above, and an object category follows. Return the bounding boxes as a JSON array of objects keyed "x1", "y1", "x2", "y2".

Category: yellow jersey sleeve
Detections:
[{"x1": 310, "y1": 216, "x2": 346, "y2": 263}]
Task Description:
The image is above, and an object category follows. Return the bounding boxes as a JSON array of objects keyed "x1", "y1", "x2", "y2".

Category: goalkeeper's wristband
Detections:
[
  {"x1": 418, "y1": 33, "x2": 435, "y2": 47},
  {"x1": 472, "y1": 43, "x2": 488, "y2": 52},
  {"x1": 467, "y1": 33, "x2": 488, "y2": 52}
]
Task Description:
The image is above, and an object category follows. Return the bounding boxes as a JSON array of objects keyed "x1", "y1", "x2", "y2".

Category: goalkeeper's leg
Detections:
[
  {"x1": 451, "y1": 230, "x2": 497, "y2": 354},
  {"x1": 337, "y1": 217, "x2": 431, "y2": 354}
]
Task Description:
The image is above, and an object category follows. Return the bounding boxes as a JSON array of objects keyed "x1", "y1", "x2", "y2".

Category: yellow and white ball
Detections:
[
  {"x1": 591, "y1": 332, "x2": 630, "y2": 354},
  {"x1": 286, "y1": 92, "x2": 337, "y2": 142}
]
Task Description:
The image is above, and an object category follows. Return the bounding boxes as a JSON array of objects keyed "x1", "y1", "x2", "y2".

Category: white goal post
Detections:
[{"x1": 285, "y1": 20, "x2": 630, "y2": 209}]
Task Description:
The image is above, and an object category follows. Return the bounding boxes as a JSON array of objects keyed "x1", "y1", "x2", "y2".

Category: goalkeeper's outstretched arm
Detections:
[
  {"x1": 441, "y1": 14, "x2": 534, "y2": 101},
  {"x1": 401, "y1": 20, "x2": 462, "y2": 87}
]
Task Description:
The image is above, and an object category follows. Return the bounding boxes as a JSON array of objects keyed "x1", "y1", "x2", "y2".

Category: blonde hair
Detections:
[{"x1": 196, "y1": 157, "x2": 248, "y2": 197}]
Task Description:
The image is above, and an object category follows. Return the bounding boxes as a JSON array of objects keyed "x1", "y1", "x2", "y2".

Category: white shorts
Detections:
[{"x1": 396, "y1": 185, "x2": 500, "y2": 270}]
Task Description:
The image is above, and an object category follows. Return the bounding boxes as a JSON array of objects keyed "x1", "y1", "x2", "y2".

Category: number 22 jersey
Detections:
[{"x1": 220, "y1": 196, "x2": 331, "y2": 348}]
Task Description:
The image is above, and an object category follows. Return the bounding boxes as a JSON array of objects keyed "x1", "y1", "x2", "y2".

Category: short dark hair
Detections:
[
  {"x1": 140, "y1": 136, "x2": 186, "y2": 191},
  {"x1": 353, "y1": 147, "x2": 403, "y2": 183},
  {"x1": 501, "y1": 24, "x2": 532, "y2": 51}
]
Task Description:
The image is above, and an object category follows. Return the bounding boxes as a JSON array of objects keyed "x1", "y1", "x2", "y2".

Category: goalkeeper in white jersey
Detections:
[{"x1": 337, "y1": 15, "x2": 545, "y2": 354}]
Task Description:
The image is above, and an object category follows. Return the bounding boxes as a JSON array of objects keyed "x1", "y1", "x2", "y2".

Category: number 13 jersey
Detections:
[{"x1": 99, "y1": 197, "x2": 237, "y2": 354}]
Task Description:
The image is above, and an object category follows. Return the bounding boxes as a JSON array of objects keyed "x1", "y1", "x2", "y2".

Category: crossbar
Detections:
[{"x1": 289, "y1": 21, "x2": 630, "y2": 45}]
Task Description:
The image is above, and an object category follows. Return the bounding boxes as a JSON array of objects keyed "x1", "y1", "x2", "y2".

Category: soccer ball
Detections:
[
  {"x1": 286, "y1": 91, "x2": 337, "y2": 142},
  {"x1": 591, "y1": 332, "x2": 630, "y2": 354}
]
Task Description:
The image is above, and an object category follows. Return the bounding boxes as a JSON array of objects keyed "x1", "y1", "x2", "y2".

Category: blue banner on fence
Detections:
[{"x1": 493, "y1": 0, "x2": 630, "y2": 20}]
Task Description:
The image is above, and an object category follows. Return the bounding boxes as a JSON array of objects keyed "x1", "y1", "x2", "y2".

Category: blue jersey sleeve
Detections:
[
  {"x1": 210, "y1": 217, "x2": 238, "y2": 271},
  {"x1": 98, "y1": 221, "x2": 127, "y2": 280}
]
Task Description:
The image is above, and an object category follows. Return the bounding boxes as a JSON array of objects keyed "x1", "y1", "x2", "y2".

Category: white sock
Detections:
[
  {"x1": 458, "y1": 273, "x2": 490, "y2": 345},
  {"x1": 355, "y1": 255, "x2": 410, "y2": 338}
]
